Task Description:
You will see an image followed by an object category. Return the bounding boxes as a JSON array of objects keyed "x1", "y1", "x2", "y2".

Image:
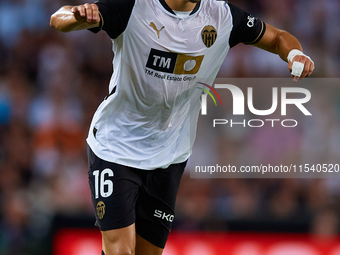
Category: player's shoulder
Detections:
[
  {"x1": 208, "y1": 0, "x2": 229, "y2": 6},
  {"x1": 202, "y1": 0, "x2": 230, "y2": 11},
  {"x1": 201, "y1": 0, "x2": 231, "y2": 17}
]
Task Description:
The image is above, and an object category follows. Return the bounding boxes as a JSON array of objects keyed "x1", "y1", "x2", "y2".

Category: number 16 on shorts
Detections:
[{"x1": 93, "y1": 169, "x2": 114, "y2": 199}]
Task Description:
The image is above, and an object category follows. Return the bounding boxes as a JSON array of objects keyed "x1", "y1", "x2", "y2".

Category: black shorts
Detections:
[{"x1": 87, "y1": 145, "x2": 186, "y2": 249}]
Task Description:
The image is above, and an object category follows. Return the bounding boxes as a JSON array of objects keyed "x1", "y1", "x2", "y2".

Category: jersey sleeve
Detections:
[
  {"x1": 228, "y1": 3, "x2": 266, "y2": 48},
  {"x1": 88, "y1": 0, "x2": 135, "y2": 39}
]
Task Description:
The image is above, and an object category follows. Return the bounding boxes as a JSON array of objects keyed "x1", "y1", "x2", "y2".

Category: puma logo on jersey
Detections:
[{"x1": 150, "y1": 22, "x2": 165, "y2": 39}]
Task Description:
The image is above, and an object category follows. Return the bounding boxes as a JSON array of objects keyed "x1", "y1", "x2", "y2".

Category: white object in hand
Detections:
[{"x1": 291, "y1": 61, "x2": 304, "y2": 77}]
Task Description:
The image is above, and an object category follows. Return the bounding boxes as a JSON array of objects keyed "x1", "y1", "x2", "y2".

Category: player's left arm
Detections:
[{"x1": 254, "y1": 23, "x2": 315, "y2": 81}]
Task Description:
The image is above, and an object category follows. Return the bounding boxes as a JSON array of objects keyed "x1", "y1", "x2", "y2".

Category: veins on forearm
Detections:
[{"x1": 275, "y1": 30, "x2": 303, "y2": 62}]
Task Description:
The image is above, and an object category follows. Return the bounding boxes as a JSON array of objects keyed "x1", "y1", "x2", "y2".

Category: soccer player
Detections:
[{"x1": 50, "y1": 0, "x2": 314, "y2": 254}]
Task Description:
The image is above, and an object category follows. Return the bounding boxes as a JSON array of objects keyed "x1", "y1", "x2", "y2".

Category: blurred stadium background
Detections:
[{"x1": 0, "y1": 0, "x2": 340, "y2": 254}]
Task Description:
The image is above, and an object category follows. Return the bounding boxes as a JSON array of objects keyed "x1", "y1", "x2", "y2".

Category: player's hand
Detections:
[
  {"x1": 288, "y1": 55, "x2": 315, "y2": 82},
  {"x1": 71, "y1": 3, "x2": 100, "y2": 24}
]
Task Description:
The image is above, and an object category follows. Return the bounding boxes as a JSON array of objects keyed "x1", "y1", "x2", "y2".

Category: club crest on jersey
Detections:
[
  {"x1": 96, "y1": 201, "x2": 106, "y2": 220},
  {"x1": 201, "y1": 25, "x2": 217, "y2": 48}
]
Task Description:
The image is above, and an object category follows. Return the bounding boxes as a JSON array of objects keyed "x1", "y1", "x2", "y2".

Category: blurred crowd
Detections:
[{"x1": 0, "y1": 0, "x2": 339, "y2": 254}]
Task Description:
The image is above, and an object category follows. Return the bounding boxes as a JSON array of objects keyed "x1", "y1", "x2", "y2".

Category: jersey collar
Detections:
[{"x1": 159, "y1": 0, "x2": 201, "y2": 16}]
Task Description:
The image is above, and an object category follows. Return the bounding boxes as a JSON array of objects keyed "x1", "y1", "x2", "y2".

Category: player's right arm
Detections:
[{"x1": 50, "y1": 3, "x2": 101, "y2": 32}]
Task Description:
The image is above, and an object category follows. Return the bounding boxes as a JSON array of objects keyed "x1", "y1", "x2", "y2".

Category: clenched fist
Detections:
[{"x1": 71, "y1": 3, "x2": 100, "y2": 24}]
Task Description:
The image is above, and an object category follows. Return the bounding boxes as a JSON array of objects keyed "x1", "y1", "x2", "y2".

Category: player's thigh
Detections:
[
  {"x1": 101, "y1": 224, "x2": 136, "y2": 255},
  {"x1": 135, "y1": 234, "x2": 163, "y2": 255},
  {"x1": 87, "y1": 146, "x2": 141, "y2": 245},
  {"x1": 135, "y1": 161, "x2": 187, "y2": 249}
]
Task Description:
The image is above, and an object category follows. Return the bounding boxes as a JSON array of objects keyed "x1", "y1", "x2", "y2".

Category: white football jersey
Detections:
[{"x1": 87, "y1": 0, "x2": 265, "y2": 169}]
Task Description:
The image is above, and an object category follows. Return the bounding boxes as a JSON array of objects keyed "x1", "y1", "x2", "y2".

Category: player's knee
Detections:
[
  {"x1": 116, "y1": 248, "x2": 135, "y2": 255},
  {"x1": 106, "y1": 247, "x2": 135, "y2": 255},
  {"x1": 102, "y1": 226, "x2": 136, "y2": 255},
  {"x1": 103, "y1": 238, "x2": 135, "y2": 255}
]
